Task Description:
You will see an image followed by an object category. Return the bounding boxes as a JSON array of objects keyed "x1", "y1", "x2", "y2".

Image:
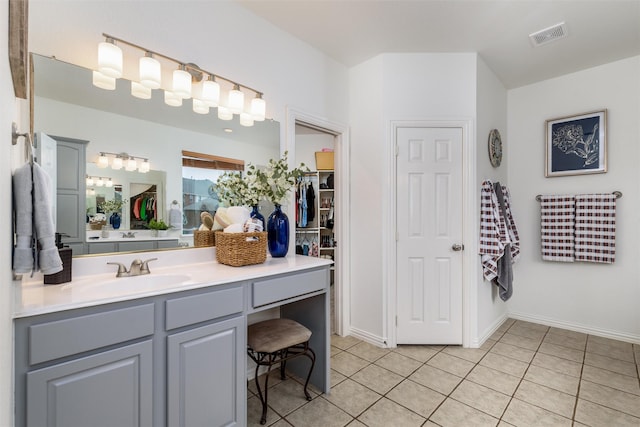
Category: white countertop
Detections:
[
  {"x1": 13, "y1": 247, "x2": 333, "y2": 318},
  {"x1": 85, "y1": 229, "x2": 179, "y2": 242}
]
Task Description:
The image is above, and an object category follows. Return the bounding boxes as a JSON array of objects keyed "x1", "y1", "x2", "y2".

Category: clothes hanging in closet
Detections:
[{"x1": 306, "y1": 182, "x2": 315, "y2": 222}]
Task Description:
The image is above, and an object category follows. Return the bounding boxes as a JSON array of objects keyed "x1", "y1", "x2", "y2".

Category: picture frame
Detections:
[{"x1": 545, "y1": 110, "x2": 607, "y2": 177}]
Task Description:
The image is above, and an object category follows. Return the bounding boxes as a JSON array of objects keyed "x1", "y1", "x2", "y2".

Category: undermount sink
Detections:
[{"x1": 65, "y1": 274, "x2": 192, "y2": 295}]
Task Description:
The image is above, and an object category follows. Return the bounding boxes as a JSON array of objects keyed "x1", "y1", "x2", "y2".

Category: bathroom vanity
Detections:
[{"x1": 13, "y1": 248, "x2": 332, "y2": 427}]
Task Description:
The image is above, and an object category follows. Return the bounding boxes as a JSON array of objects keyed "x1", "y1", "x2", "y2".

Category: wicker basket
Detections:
[
  {"x1": 215, "y1": 231, "x2": 267, "y2": 267},
  {"x1": 89, "y1": 221, "x2": 107, "y2": 231},
  {"x1": 194, "y1": 230, "x2": 216, "y2": 247}
]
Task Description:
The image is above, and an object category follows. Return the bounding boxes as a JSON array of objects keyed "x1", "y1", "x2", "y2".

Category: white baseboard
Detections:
[
  {"x1": 508, "y1": 311, "x2": 640, "y2": 345},
  {"x1": 349, "y1": 326, "x2": 389, "y2": 348},
  {"x1": 472, "y1": 313, "x2": 509, "y2": 348}
]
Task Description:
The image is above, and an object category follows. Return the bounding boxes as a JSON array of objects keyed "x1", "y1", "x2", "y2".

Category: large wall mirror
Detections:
[{"x1": 31, "y1": 53, "x2": 280, "y2": 257}]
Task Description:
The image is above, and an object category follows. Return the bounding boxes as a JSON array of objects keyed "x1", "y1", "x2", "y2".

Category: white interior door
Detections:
[{"x1": 396, "y1": 127, "x2": 463, "y2": 344}]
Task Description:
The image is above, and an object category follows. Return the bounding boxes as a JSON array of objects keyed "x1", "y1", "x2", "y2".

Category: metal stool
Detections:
[{"x1": 247, "y1": 318, "x2": 316, "y2": 425}]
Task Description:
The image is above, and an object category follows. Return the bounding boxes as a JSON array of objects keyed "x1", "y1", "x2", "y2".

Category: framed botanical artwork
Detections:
[{"x1": 545, "y1": 110, "x2": 607, "y2": 177}]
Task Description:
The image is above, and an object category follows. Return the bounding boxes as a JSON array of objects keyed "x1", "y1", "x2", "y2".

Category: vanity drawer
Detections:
[
  {"x1": 252, "y1": 269, "x2": 326, "y2": 308},
  {"x1": 29, "y1": 303, "x2": 155, "y2": 365},
  {"x1": 165, "y1": 285, "x2": 244, "y2": 330}
]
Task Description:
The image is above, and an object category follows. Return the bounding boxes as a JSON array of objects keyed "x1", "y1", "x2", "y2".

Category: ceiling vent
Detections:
[{"x1": 529, "y1": 22, "x2": 568, "y2": 47}]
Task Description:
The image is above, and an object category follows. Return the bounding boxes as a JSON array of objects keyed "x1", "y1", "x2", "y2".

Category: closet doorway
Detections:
[{"x1": 287, "y1": 108, "x2": 350, "y2": 337}]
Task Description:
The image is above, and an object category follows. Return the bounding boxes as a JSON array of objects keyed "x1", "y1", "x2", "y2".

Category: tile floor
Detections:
[{"x1": 247, "y1": 318, "x2": 640, "y2": 426}]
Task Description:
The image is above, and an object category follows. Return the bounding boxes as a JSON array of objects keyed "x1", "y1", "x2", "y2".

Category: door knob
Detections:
[{"x1": 452, "y1": 244, "x2": 464, "y2": 251}]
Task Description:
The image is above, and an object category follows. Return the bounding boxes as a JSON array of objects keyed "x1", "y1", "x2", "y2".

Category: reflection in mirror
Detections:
[{"x1": 31, "y1": 54, "x2": 280, "y2": 257}]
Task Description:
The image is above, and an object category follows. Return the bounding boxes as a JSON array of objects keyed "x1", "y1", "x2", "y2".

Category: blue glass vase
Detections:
[
  {"x1": 109, "y1": 212, "x2": 121, "y2": 230},
  {"x1": 267, "y1": 204, "x2": 289, "y2": 257},
  {"x1": 250, "y1": 205, "x2": 266, "y2": 231}
]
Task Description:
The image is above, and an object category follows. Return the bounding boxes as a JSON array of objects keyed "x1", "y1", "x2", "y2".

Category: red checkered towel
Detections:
[
  {"x1": 574, "y1": 194, "x2": 616, "y2": 264},
  {"x1": 540, "y1": 195, "x2": 575, "y2": 262}
]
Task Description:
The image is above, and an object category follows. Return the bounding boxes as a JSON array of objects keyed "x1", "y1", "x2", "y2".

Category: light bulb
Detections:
[
  {"x1": 131, "y1": 81, "x2": 152, "y2": 99},
  {"x1": 251, "y1": 94, "x2": 266, "y2": 121},
  {"x1": 172, "y1": 66, "x2": 192, "y2": 99},
  {"x1": 125, "y1": 157, "x2": 137, "y2": 172},
  {"x1": 106, "y1": 178, "x2": 113, "y2": 188},
  {"x1": 193, "y1": 99, "x2": 209, "y2": 115},
  {"x1": 139, "y1": 53, "x2": 161, "y2": 89},
  {"x1": 112, "y1": 157, "x2": 123, "y2": 170},
  {"x1": 138, "y1": 160, "x2": 150, "y2": 173},
  {"x1": 97, "y1": 153, "x2": 109, "y2": 168},
  {"x1": 86, "y1": 176, "x2": 94, "y2": 186},
  {"x1": 217, "y1": 105, "x2": 233, "y2": 121},
  {"x1": 228, "y1": 84, "x2": 244, "y2": 115},
  {"x1": 164, "y1": 90, "x2": 183, "y2": 107},
  {"x1": 201, "y1": 77, "x2": 220, "y2": 107},
  {"x1": 240, "y1": 112, "x2": 254, "y2": 127},
  {"x1": 92, "y1": 70, "x2": 116, "y2": 90},
  {"x1": 98, "y1": 39, "x2": 122, "y2": 78},
  {"x1": 96, "y1": 177, "x2": 104, "y2": 187}
]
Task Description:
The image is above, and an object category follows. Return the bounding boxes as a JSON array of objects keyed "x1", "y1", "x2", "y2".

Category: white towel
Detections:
[
  {"x1": 12, "y1": 164, "x2": 34, "y2": 273},
  {"x1": 540, "y1": 195, "x2": 575, "y2": 262},
  {"x1": 32, "y1": 162, "x2": 63, "y2": 274},
  {"x1": 574, "y1": 194, "x2": 616, "y2": 264}
]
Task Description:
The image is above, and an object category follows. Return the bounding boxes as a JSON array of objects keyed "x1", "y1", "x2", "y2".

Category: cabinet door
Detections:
[
  {"x1": 26, "y1": 340, "x2": 153, "y2": 427},
  {"x1": 119, "y1": 241, "x2": 155, "y2": 252},
  {"x1": 167, "y1": 316, "x2": 245, "y2": 427},
  {"x1": 87, "y1": 242, "x2": 117, "y2": 254}
]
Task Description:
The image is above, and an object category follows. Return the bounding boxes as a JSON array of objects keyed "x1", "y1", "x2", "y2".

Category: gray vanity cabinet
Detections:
[{"x1": 26, "y1": 341, "x2": 153, "y2": 427}]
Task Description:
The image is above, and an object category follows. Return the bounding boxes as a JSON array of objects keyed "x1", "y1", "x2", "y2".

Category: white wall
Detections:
[
  {"x1": 475, "y1": 57, "x2": 509, "y2": 343},
  {"x1": 507, "y1": 56, "x2": 640, "y2": 341},
  {"x1": 295, "y1": 131, "x2": 334, "y2": 169},
  {"x1": 349, "y1": 53, "x2": 478, "y2": 343}
]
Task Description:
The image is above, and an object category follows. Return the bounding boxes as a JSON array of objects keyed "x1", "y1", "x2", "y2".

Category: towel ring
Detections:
[{"x1": 535, "y1": 191, "x2": 622, "y2": 202}]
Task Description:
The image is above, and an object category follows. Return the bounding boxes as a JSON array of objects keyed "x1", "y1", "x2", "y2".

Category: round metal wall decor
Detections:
[{"x1": 488, "y1": 129, "x2": 503, "y2": 167}]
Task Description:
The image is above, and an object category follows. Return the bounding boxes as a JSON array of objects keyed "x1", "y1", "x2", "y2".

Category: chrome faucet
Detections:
[
  {"x1": 107, "y1": 258, "x2": 158, "y2": 277},
  {"x1": 121, "y1": 231, "x2": 137, "y2": 238}
]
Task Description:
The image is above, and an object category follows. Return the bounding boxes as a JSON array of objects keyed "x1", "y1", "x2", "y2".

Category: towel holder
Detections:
[{"x1": 535, "y1": 191, "x2": 622, "y2": 202}]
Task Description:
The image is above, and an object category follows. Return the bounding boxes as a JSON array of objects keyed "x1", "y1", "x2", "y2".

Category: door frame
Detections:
[
  {"x1": 285, "y1": 106, "x2": 351, "y2": 337},
  {"x1": 385, "y1": 119, "x2": 477, "y2": 348}
]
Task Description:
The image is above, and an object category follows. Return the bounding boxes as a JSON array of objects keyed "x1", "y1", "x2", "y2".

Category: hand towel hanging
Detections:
[
  {"x1": 574, "y1": 194, "x2": 616, "y2": 263},
  {"x1": 539, "y1": 195, "x2": 575, "y2": 262}
]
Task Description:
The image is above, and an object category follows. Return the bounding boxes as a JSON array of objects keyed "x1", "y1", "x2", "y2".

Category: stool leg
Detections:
[
  {"x1": 253, "y1": 358, "x2": 268, "y2": 425},
  {"x1": 302, "y1": 344, "x2": 316, "y2": 401},
  {"x1": 280, "y1": 349, "x2": 288, "y2": 380}
]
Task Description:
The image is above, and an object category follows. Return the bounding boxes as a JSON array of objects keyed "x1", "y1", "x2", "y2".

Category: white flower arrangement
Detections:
[
  {"x1": 213, "y1": 152, "x2": 307, "y2": 207},
  {"x1": 99, "y1": 199, "x2": 126, "y2": 213}
]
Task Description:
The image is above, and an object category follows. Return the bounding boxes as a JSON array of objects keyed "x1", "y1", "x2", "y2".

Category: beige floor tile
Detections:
[
  {"x1": 450, "y1": 379, "x2": 511, "y2": 418},
  {"x1": 374, "y1": 350, "x2": 422, "y2": 377},
  {"x1": 393, "y1": 345, "x2": 441, "y2": 363},
  {"x1": 583, "y1": 351, "x2": 638, "y2": 377},
  {"x1": 588, "y1": 335, "x2": 635, "y2": 350},
  {"x1": 512, "y1": 320, "x2": 549, "y2": 332},
  {"x1": 480, "y1": 338, "x2": 498, "y2": 351},
  {"x1": 351, "y1": 364, "x2": 404, "y2": 395},
  {"x1": 507, "y1": 325, "x2": 547, "y2": 341},
  {"x1": 263, "y1": 379, "x2": 318, "y2": 416},
  {"x1": 531, "y1": 352, "x2": 582, "y2": 378},
  {"x1": 489, "y1": 330, "x2": 506, "y2": 341},
  {"x1": 499, "y1": 332, "x2": 542, "y2": 351},
  {"x1": 427, "y1": 352, "x2": 476, "y2": 377},
  {"x1": 582, "y1": 364, "x2": 640, "y2": 396},
  {"x1": 497, "y1": 422, "x2": 516, "y2": 427},
  {"x1": 480, "y1": 352, "x2": 528, "y2": 378},
  {"x1": 543, "y1": 331, "x2": 586, "y2": 351},
  {"x1": 331, "y1": 335, "x2": 362, "y2": 350},
  {"x1": 579, "y1": 380, "x2": 640, "y2": 418},
  {"x1": 270, "y1": 420, "x2": 293, "y2": 427},
  {"x1": 430, "y1": 397, "x2": 499, "y2": 427},
  {"x1": 548, "y1": 327, "x2": 587, "y2": 341},
  {"x1": 331, "y1": 346, "x2": 343, "y2": 357},
  {"x1": 466, "y1": 365, "x2": 521, "y2": 396},
  {"x1": 247, "y1": 395, "x2": 281, "y2": 426},
  {"x1": 358, "y1": 397, "x2": 425, "y2": 427},
  {"x1": 523, "y1": 364, "x2": 579, "y2": 396},
  {"x1": 325, "y1": 378, "x2": 381, "y2": 417},
  {"x1": 538, "y1": 341, "x2": 584, "y2": 363},
  {"x1": 286, "y1": 397, "x2": 353, "y2": 427},
  {"x1": 331, "y1": 369, "x2": 347, "y2": 387},
  {"x1": 248, "y1": 370, "x2": 286, "y2": 395},
  {"x1": 331, "y1": 351, "x2": 370, "y2": 377},
  {"x1": 443, "y1": 345, "x2": 488, "y2": 363},
  {"x1": 514, "y1": 380, "x2": 576, "y2": 418},
  {"x1": 387, "y1": 379, "x2": 445, "y2": 418},
  {"x1": 634, "y1": 343, "x2": 640, "y2": 361},
  {"x1": 345, "y1": 341, "x2": 390, "y2": 363},
  {"x1": 502, "y1": 399, "x2": 572, "y2": 427},
  {"x1": 586, "y1": 340, "x2": 635, "y2": 363},
  {"x1": 409, "y1": 364, "x2": 463, "y2": 395},
  {"x1": 346, "y1": 420, "x2": 367, "y2": 427},
  {"x1": 490, "y1": 342, "x2": 535, "y2": 363},
  {"x1": 574, "y1": 398, "x2": 640, "y2": 427}
]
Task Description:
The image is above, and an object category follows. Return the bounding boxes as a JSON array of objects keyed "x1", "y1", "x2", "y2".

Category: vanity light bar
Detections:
[
  {"x1": 86, "y1": 175, "x2": 114, "y2": 187},
  {"x1": 94, "y1": 33, "x2": 267, "y2": 123},
  {"x1": 95, "y1": 152, "x2": 150, "y2": 174}
]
